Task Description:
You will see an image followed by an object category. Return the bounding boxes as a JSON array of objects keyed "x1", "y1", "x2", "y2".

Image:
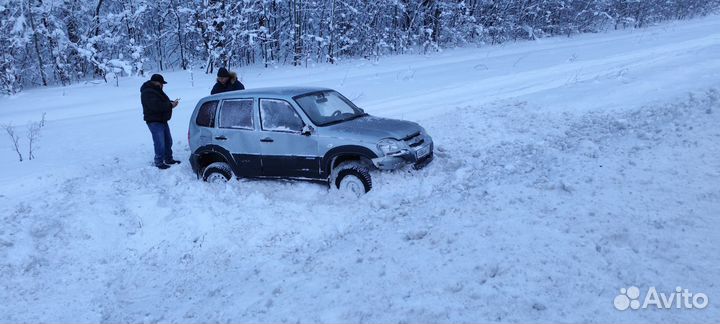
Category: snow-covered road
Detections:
[{"x1": 1, "y1": 16, "x2": 719, "y2": 322}]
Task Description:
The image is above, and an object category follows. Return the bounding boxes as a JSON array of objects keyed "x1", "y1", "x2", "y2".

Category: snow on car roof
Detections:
[{"x1": 205, "y1": 86, "x2": 333, "y2": 100}]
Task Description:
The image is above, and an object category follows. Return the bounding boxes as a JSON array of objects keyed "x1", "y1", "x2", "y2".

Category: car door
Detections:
[
  {"x1": 192, "y1": 100, "x2": 219, "y2": 148},
  {"x1": 258, "y1": 98, "x2": 320, "y2": 178},
  {"x1": 214, "y1": 98, "x2": 262, "y2": 177}
]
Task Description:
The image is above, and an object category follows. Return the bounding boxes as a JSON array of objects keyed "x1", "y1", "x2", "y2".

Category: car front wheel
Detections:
[
  {"x1": 332, "y1": 161, "x2": 372, "y2": 194},
  {"x1": 202, "y1": 162, "x2": 233, "y2": 183}
]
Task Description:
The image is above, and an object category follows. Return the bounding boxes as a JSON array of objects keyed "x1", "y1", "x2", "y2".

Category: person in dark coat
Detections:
[
  {"x1": 141, "y1": 74, "x2": 180, "y2": 169},
  {"x1": 211, "y1": 67, "x2": 245, "y2": 95}
]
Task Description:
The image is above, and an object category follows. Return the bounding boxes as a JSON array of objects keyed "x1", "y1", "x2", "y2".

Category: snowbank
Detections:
[{"x1": 1, "y1": 15, "x2": 719, "y2": 323}]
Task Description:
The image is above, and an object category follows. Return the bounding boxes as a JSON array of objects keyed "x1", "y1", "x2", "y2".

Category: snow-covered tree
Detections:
[{"x1": 0, "y1": 0, "x2": 718, "y2": 94}]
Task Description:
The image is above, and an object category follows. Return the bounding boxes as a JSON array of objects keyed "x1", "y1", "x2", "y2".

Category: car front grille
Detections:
[{"x1": 403, "y1": 131, "x2": 425, "y2": 148}]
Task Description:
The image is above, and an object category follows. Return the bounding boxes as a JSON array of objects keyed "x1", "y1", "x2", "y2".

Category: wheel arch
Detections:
[
  {"x1": 192, "y1": 145, "x2": 238, "y2": 177},
  {"x1": 321, "y1": 145, "x2": 378, "y2": 177}
]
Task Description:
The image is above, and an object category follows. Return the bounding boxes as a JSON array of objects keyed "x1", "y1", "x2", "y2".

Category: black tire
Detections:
[
  {"x1": 202, "y1": 162, "x2": 233, "y2": 182},
  {"x1": 332, "y1": 161, "x2": 372, "y2": 194}
]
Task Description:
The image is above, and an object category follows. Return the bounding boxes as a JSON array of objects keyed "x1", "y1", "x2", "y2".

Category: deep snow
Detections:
[{"x1": 1, "y1": 16, "x2": 719, "y2": 323}]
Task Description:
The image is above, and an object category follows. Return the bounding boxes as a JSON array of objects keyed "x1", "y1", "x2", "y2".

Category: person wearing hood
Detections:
[
  {"x1": 140, "y1": 74, "x2": 180, "y2": 169},
  {"x1": 211, "y1": 67, "x2": 245, "y2": 95}
]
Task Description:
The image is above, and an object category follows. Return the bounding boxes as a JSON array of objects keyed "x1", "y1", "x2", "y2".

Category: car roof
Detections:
[{"x1": 204, "y1": 86, "x2": 333, "y2": 101}]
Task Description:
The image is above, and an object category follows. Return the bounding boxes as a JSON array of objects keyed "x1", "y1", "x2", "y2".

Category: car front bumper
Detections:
[{"x1": 371, "y1": 142, "x2": 434, "y2": 170}]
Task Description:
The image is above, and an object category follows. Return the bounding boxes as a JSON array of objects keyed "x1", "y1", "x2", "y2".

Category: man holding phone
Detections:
[{"x1": 140, "y1": 74, "x2": 181, "y2": 169}]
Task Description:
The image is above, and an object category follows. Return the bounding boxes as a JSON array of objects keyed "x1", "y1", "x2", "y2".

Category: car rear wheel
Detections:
[
  {"x1": 332, "y1": 161, "x2": 372, "y2": 194},
  {"x1": 202, "y1": 162, "x2": 232, "y2": 183}
]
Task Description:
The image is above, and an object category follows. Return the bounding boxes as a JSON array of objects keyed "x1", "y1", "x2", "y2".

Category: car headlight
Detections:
[{"x1": 377, "y1": 138, "x2": 407, "y2": 156}]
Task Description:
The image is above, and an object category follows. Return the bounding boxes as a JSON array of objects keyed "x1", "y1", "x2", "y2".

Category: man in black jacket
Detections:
[
  {"x1": 211, "y1": 67, "x2": 245, "y2": 95},
  {"x1": 141, "y1": 74, "x2": 180, "y2": 169}
]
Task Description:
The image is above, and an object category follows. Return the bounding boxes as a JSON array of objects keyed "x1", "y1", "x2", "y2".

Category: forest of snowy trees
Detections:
[{"x1": 1, "y1": 0, "x2": 718, "y2": 94}]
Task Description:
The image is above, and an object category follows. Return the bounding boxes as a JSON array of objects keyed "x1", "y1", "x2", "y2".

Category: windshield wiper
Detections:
[
  {"x1": 321, "y1": 113, "x2": 367, "y2": 126},
  {"x1": 345, "y1": 113, "x2": 368, "y2": 121}
]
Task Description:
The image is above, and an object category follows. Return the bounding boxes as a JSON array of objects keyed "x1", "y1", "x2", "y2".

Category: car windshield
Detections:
[{"x1": 294, "y1": 91, "x2": 366, "y2": 126}]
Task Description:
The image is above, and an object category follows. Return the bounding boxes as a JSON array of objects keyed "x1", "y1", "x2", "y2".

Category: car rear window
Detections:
[
  {"x1": 196, "y1": 101, "x2": 218, "y2": 127},
  {"x1": 219, "y1": 99, "x2": 254, "y2": 130}
]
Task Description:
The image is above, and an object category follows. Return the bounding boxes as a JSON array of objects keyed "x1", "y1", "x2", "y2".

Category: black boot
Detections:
[
  {"x1": 156, "y1": 164, "x2": 171, "y2": 170},
  {"x1": 165, "y1": 159, "x2": 181, "y2": 165}
]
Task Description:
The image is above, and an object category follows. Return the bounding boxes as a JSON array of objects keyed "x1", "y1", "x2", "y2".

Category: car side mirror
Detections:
[{"x1": 301, "y1": 125, "x2": 314, "y2": 136}]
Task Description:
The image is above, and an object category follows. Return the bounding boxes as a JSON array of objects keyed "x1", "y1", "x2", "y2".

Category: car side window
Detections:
[
  {"x1": 196, "y1": 101, "x2": 218, "y2": 128},
  {"x1": 219, "y1": 99, "x2": 254, "y2": 130},
  {"x1": 259, "y1": 99, "x2": 304, "y2": 132}
]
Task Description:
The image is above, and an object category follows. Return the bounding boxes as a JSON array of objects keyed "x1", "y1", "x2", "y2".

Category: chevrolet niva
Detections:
[{"x1": 188, "y1": 87, "x2": 433, "y2": 194}]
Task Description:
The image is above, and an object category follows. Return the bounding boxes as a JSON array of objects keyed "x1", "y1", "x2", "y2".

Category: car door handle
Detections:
[
  {"x1": 260, "y1": 137, "x2": 274, "y2": 143},
  {"x1": 214, "y1": 136, "x2": 227, "y2": 140}
]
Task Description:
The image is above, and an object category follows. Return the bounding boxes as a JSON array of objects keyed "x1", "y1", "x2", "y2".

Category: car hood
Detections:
[{"x1": 322, "y1": 115, "x2": 423, "y2": 141}]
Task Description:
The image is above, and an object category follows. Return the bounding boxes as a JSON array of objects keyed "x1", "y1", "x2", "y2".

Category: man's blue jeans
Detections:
[{"x1": 147, "y1": 122, "x2": 173, "y2": 166}]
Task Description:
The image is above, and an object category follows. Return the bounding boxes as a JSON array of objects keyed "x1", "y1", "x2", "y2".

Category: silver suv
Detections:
[{"x1": 188, "y1": 87, "x2": 433, "y2": 193}]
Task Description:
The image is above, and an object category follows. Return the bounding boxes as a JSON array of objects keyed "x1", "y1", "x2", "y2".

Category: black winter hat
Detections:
[
  {"x1": 217, "y1": 67, "x2": 230, "y2": 78},
  {"x1": 150, "y1": 74, "x2": 167, "y2": 84}
]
